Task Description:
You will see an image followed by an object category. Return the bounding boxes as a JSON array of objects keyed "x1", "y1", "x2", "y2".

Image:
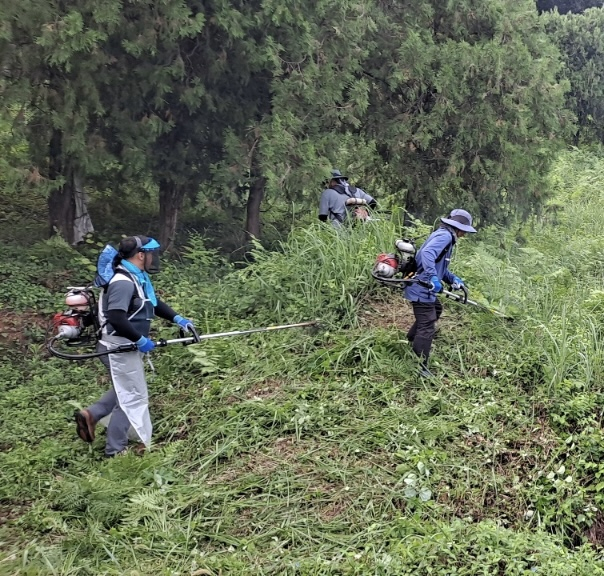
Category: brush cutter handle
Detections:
[
  {"x1": 179, "y1": 324, "x2": 201, "y2": 344},
  {"x1": 371, "y1": 271, "x2": 433, "y2": 289},
  {"x1": 117, "y1": 343, "x2": 138, "y2": 352},
  {"x1": 154, "y1": 325, "x2": 202, "y2": 347},
  {"x1": 459, "y1": 284, "x2": 469, "y2": 304},
  {"x1": 416, "y1": 278, "x2": 468, "y2": 298},
  {"x1": 49, "y1": 321, "x2": 319, "y2": 361},
  {"x1": 442, "y1": 289, "x2": 467, "y2": 303}
]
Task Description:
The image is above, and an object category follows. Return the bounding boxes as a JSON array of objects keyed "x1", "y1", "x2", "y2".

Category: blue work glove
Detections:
[
  {"x1": 430, "y1": 275, "x2": 443, "y2": 293},
  {"x1": 450, "y1": 275, "x2": 464, "y2": 291},
  {"x1": 173, "y1": 314, "x2": 195, "y2": 333},
  {"x1": 136, "y1": 335, "x2": 155, "y2": 353}
]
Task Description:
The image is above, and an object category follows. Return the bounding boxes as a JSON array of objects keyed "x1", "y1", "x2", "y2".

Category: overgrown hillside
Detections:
[{"x1": 2, "y1": 151, "x2": 604, "y2": 574}]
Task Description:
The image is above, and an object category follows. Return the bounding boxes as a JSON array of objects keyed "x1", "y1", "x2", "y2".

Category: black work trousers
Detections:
[{"x1": 407, "y1": 299, "x2": 443, "y2": 364}]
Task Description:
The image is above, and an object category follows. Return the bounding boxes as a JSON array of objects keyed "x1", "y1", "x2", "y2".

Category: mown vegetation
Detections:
[
  {"x1": 1, "y1": 150, "x2": 604, "y2": 574},
  {"x1": 4, "y1": 0, "x2": 604, "y2": 573}
]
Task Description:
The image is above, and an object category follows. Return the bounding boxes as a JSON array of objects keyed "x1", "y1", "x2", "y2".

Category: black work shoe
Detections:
[
  {"x1": 106, "y1": 444, "x2": 145, "y2": 458},
  {"x1": 105, "y1": 448, "x2": 128, "y2": 458},
  {"x1": 419, "y1": 365, "x2": 435, "y2": 378}
]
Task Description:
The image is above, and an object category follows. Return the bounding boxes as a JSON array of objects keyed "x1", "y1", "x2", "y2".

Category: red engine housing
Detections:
[
  {"x1": 52, "y1": 311, "x2": 85, "y2": 340},
  {"x1": 373, "y1": 253, "x2": 400, "y2": 278},
  {"x1": 375, "y1": 253, "x2": 399, "y2": 269},
  {"x1": 52, "y1": 312, "x2": 80, "y2": 330}
]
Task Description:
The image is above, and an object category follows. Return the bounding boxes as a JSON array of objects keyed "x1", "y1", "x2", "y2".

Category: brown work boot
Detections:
[{"x1": 74, "y1": 409, "x2": 96, "y2": 443}]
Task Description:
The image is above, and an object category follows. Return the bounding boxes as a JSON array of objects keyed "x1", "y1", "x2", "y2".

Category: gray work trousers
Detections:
[{"x1": 86, "y1": 343, "x2": 131, "y2": 457}]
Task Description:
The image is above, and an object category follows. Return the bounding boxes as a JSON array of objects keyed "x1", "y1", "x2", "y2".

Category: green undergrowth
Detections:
[{"x1": 4, "y1": 151, "x2": 604, "y2": 573}]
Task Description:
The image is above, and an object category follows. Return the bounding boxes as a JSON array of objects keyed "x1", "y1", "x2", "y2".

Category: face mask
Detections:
[{"x1": 143, "y1": 249, "x2": 161, "y2": 274}]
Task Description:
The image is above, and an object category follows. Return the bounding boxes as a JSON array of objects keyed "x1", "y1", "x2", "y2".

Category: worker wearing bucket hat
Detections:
[
  {"x1": 404, "y1": 209, "x2": 477, "y2": 377},
  {"x1": 440, "y1": 209, "x2": 477, "y2": 233},
  {"x1": 318, "y1": 169, "x2": 377, "y2": 226}
]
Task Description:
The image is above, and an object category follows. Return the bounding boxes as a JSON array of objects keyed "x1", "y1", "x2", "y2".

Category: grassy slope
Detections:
[{"x1": 2, "y1": 152, "x2": 604, "y2": 574}]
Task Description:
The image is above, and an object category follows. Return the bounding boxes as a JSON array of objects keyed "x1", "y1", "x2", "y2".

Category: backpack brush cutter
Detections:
[
  {"x1": 372, "y1": 242, "x2": 513, "y2": 321},
  {"x1": 47, "y1": 286, "x2": 321, "y2": 361}
]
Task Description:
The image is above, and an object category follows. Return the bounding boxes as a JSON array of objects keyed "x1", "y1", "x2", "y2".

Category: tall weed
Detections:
[{"x1": 211, "y1": 220, "x2": 420, "y2": 326}]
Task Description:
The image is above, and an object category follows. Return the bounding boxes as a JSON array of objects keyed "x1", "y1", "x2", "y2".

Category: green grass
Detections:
[
  {"x1": 2, "y1": 325, "x2": 603, "y2": 574},
  {"x1": 4, "y1": 151, "x2": 604, "y2": 573}
]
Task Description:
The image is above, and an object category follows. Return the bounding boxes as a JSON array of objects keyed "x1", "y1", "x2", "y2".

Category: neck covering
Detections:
[
  {"x1": 120, "y1": 259, "x2": 157, "y2": 306},
  {"x1": 332, "y1": 182, "x2": 352, "y2": 196}
]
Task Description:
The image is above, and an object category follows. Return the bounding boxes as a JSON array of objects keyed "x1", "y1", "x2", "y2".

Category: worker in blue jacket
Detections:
[{"x1": 404, "y1": 209, "x2": 477, "y2": 377}]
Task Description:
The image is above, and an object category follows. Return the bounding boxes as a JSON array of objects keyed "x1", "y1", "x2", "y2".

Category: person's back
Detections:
[
  {"x1": 318, "y1": 169, "x2": 376, "y2": 226},
  {"x1": 404, "y1": 227, "x2": 456, "y2": 304}
]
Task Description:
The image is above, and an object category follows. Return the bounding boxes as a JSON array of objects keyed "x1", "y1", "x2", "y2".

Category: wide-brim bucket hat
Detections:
[
  {"x1": 440, "y1": 209, "x2": 477, "y2": 233},
  {"x1": 330, "y1": 169, "x2": 348, "y2": 181}
]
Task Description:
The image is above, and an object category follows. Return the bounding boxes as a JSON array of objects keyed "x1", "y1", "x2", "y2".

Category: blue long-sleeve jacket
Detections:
[{"x1": 404, "y1": 226, "x2": 456, "y2": 303}]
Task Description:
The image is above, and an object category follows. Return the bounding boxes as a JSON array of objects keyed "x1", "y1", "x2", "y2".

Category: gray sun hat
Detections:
[
  {"x1": 330, "y1": 169, "x2": 348, "y2": 181},
  {"x1": 440, "y1": 209, "x2": 477, "y2": 233}
]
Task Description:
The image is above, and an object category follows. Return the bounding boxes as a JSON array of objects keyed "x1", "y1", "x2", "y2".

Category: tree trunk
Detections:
[
  {"x1": 48, "y1": 130, "x2": 76, "y2": 244},
  {"x1": 47, "y1": 131, "x2": 94, "y2": 245},
  {"x1": 573, "y1": 126, "x2": 582, "y2": 147},
  {"x1": 245, "y1": 175, "x2": 266, "y2": 240},
  {"x1": 72, "y1": 172, "x2": 94, "y2": 244},
  {"x1": 403, "y1": 186, "x2": 425, "y2": 227},
  {"x1": 158, "y1": 178, "x2": 184, "y2": 252}
]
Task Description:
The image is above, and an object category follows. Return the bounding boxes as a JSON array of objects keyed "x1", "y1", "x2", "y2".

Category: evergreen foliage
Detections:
[
  {"x1": 363, "y1": 0, "x2": 569, "y2": 224},
  {"x1": 544, "y1": 7, "x2": 604, "y2": 145},
  {"x1": 0, "y1": 0, "x2": 576, "y2": 244},
  {"x1": 537, "y1": 0, "x2": 604, "y2": 14}
]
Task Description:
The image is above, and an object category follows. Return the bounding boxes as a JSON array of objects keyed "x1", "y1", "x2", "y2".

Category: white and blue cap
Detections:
[
  {"x1": 440, "y1": 209, "x2": 477, "y2": 233},
  {"x1": 118, "y1": 235, "x2": 162, "y2": 274},
  {"x1": 119, "y1": 235, "x2": 160, "y2": 258},
  {"x1": 139, "y1": 237, "x2": 160, "y2": 251}
]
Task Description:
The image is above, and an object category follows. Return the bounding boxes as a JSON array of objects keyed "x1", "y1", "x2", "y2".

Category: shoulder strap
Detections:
[
  {"x1": 99, "y1": 268, "x2": 144, "y2": 335},
  {"x1": 112, "y1": 267, "x2": 134, "y2": 281},
  {"x1": 435, "y1": 230, "x2": 455, "y2": 263}
]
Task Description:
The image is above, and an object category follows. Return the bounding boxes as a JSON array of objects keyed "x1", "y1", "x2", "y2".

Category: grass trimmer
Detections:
[
  {"x1": 47, "y1": 289, "x2": 320, "y2": 361},
  {"x1": 371, "y1": 246, "x2": 512, "y2": 321},
  {"x1": 439, "y1": 287, "x2": 512, "y2": 320}
]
